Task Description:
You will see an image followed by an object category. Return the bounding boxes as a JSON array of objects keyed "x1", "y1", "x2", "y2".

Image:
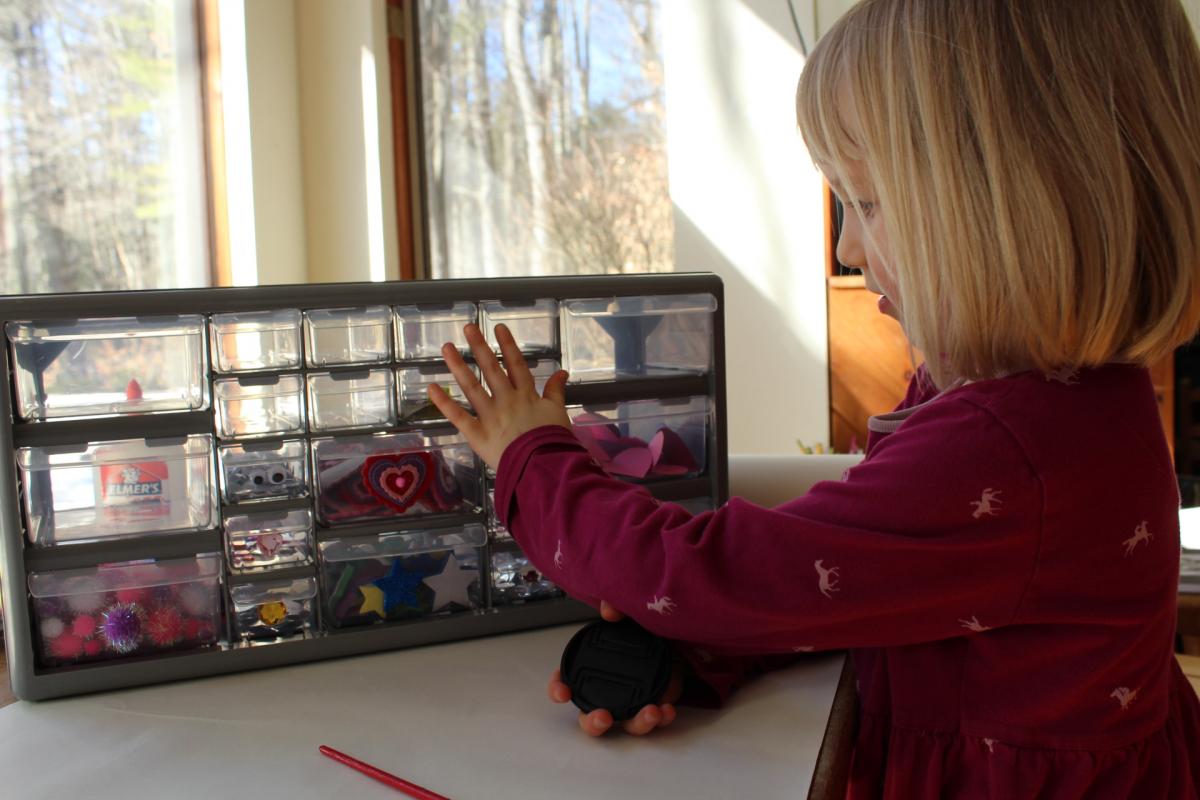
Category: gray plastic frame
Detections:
[{"x1": 0, "y1": 273, "x2": 728, "y2": 700}]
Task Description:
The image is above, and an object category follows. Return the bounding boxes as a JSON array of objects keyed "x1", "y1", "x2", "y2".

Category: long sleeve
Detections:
[{"x1": 494, "y1": 395, "x2": 1043, "y2": 656}]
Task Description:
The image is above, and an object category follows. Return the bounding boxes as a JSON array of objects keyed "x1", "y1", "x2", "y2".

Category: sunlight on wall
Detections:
[
  {"x1": 361, "y1": 46, "x2": 387, "y2": 283},
  {"x1": 217, "y1": 0, "x2": 258, "y2": 286},
  {"x1": 664, "y1": 0, "x2": 829, "y2": 454}
]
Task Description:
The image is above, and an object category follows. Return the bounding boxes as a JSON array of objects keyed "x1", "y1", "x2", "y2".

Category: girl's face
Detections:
[{"x1": 828, "y1": 167, "x2": 902, "y2": 325}]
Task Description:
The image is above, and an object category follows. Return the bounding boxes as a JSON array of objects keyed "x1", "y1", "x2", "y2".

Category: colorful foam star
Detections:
[
  {"x1": 372, "y1": 560, "x2": 424, "y2": 612},
  {"x1": 358, "y1": 584, "x2": 387, "y2": 617},
  {"x1": 422, "y1": 553, "x2": 478, "y2": 611}
]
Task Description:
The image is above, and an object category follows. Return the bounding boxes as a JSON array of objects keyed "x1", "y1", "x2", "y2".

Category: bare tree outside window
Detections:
[
  {"x1": 0, "y1": 0, "x2": 210, "y2": 295},
  {"x1": 419, "y1": 0, "x2": 673, "y2": 279}
]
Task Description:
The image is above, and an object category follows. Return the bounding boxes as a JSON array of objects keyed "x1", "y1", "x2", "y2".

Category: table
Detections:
[{"x1": 0, "y1": 625, "x2": 849, "y2": 799}]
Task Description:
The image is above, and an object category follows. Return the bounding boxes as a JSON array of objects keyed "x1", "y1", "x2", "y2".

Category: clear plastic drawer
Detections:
[
  {"x1": 490, "y1": 548, "x2": 561, "y2": 606},
  {"x1": 7, "y1": 315, "x2": 209, "y2": 421},
  {"x1": 393, "y1": 302, "x2": 477, "y2": 361},
  {"x1": 312, "y1": 431, "x2": 481, "y2": 525},
  {"x1": 214, "y1": 374, "x2": 305, "y2": 439},
  {"x1": 28, "y1": 553, "x2": 222, "y2": 667},
  {"x1": 396, "y1": 364, "x2": 474, "y2": 425},
  {"x1": 230, "y1": 574, "x2": 318, "y2": 642},
  {"x1": 219, "y1": 439, "x2": 309, "y2": 504},
  {"x1": 210, "y1": 309, "x2": 302, "y2": 373},
  {"x1": 304, "y1": 306, "x2": 392, "y2": 367},
  {"x1": 225, "y1": 508, "x2": 315, "y2": 572},
  {"x1": 307, "y1": 369, "x2": 395, "y2": 431},
  {"x1": 485, "y1": 488, "x2": 510, "y2": 541},
  {"x1": 568, "y1": 396, "x2": 709, "y2": 481},
  {"x1": 480, "y1": 299, "x2": 558, "y2": 355},
  {"x1": 17, "y1": 435, "x2": 217, "y2": 546},
  {"x1": 319, "y1": 524, "x2": 485, "y2": 628},
  {"x1": 560, "y1": 294, "x2": 716, "y2": 382}
]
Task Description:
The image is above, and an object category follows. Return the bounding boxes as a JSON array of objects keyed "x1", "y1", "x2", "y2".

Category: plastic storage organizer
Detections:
[{"x1": 0, "y1": 274, "x2": 728, "y2": 700}]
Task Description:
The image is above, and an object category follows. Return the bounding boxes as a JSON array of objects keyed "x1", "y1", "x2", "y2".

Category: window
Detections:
[
  {"x1": 0, "y1": 0, "x2": 211, "y2": 294},
  {"x1": 417, "y1": 0, "x2": 673, "y2": 278}
]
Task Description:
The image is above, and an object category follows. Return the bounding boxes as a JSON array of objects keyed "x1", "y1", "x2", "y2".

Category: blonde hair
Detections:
[{"x1": 797, "y1": 0, "x2": 1200, "y2": 386}]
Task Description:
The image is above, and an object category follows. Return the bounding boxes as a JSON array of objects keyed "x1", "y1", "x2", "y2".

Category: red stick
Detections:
[{"x1": 318, "y1": 745, "x2": 452, "y2": 800}]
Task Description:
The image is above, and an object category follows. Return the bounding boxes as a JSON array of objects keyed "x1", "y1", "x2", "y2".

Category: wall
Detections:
[
  {"x1": 664, "y1": 0, "x2": 854, "y2": 455},
  {"x1": 296, "y1": 0, "x2": 400, "y2": 284},
  {"x1": 220, "y1": 0, "x2": 399, "y2": 286},
  {"x1": 243, "y1": 0, "x2": 307, "y2": 286}
]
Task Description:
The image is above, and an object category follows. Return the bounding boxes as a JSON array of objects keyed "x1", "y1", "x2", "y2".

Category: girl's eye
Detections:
[{"x1": 855, "y1": 201, "x2": 876, "y2": 219}]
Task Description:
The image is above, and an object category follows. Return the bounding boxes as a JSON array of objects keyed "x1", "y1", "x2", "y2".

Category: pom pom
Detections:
[
  {"x1": 145, "y1": 607, "x2": 185, "y2": 647},
  {"x1": 66, "y1": 592, "x2": 106, "y2": 614},
  {"x1": 48, "y1": 634, "x2": 85, "y2": 661},
  {"x1": 71, "y1": 615, "x2": 97, "y2": 638},
  {"x1": 115, "y1": 588, "x2": 148, "y2": 605},
  {"x1": 125, "y1": 378, "x2": 143, "y2": 401},
  {"x1": 100, "y1": 603, "x2": 145, "y2": 654},
  {"x1": 183, "y1": 618, "x2": 200, "y2": 640},
  {"x1": 177, "y1": 585, "x2": 212, "y2": 617},
  {"x1": 82, "y1": 639, "x2": 103, "y2": 657},
  {"x1": 39, "y1": 617, "x2": 65, "y2": 639}
]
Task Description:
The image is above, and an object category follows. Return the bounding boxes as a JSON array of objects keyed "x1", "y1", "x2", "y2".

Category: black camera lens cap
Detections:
[{"x1": 559, "y1": 617, "x2": 673, "y2": 722}]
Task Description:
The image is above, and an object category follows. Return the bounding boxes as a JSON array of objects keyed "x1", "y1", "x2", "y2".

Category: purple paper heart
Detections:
[
  {"x1": 609, "y1": 446, "x2": 654, "y2": 478},
  {"x1": 649, "y1": 428, "x2": 700, "y2": 473}
]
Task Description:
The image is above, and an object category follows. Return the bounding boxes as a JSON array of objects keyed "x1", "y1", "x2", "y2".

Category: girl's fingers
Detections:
[
  {"x1": 495, "y1": 323, "x2": 534, "y2": 393},
  {"x1": 464, "y1": 323, "x2": 512, "y2": 399},
  {"x1": 599, "y1": 600, "x2": 624, "y2": 622},
  {"x1": 621, "y1": 704, "x2": 663, "y2": 736},
  {"x1": 429, "y1": 383, "x2": 480, "y2": 437},
  {"x1": 542, "y1": 369, "x2": 569, "y2": 405},
  {"x1": 548, "y1": 669, "x2": 571, "y2": 703},
  {"x1": 441, "y1": 341, "x2": 493, "y2": 418},
  {"x1": 658, "y1": 703, "x2": 677, "y2": 727},
  {"x1": 580, "y1": 709, "x2": 613, "y2": 737}
]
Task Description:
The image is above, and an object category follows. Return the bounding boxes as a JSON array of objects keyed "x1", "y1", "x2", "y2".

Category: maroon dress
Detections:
[{"x1": 494, "y1": 364, "x2": 1200, "y2": 798}]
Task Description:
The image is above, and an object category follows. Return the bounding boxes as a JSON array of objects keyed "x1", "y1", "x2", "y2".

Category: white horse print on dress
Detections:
[
  {"x1": 1044, "y1": 367, "x2": 1080, "y2": 386},
  {"x1": 553, "y1": 540, "x2": 564, "y2": 569},
  {"x1": 1122, "y1": 521, "x2": 1153, "y2": 556},
  {"x1": 970, "y1": 488, "x2": 1002, "y2": 519},
  {"x1": 647, "y1": 595, "x2": 676, "y2": 615},
  {"x1": 1110, "y1": 687, "x2": 1137, "y2": 710},
  {"x1": 959, "y1": 616, "x2": 991, "y2": 633},
  {"x1": 815, "y1": 560, "x2": 840, "y2": 598}
]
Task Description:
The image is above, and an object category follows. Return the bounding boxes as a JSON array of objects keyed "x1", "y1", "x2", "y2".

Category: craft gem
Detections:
[{"x1": 258, "y1": 601, "x2": 288, "y2": 625}]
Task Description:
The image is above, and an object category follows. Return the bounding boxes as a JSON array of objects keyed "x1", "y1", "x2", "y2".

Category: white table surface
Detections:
[{"x1": 0, "y1": 625, "x2": 844, "y2": 800}]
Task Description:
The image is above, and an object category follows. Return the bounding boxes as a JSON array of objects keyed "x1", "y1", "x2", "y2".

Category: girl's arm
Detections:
[
  {"x1": 431, "y1": 323, "x2": 1041, "y2": 660},
  {"x1": 493, "y1": 395, "x2": 1042, "y2": 656}
]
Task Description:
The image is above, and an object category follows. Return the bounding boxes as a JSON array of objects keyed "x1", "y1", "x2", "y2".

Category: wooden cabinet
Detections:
[{"x1": 827, "y1": 275, "x2": 915, "y2": 452}]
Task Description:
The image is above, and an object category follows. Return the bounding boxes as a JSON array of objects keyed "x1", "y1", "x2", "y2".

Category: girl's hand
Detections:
[
  {"x1": 547, "y1": 601, "x2": 684, "y2": 736},
  {"x1": 430, "y1": 323, "x2": 571, "y2": 471}
]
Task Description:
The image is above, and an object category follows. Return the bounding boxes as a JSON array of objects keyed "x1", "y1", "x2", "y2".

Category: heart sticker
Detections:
[{"x1": 363, "y1": 451, "x2": 435, "y2": 512}]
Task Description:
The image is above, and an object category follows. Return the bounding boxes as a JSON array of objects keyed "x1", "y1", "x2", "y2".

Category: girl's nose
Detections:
[{"x1": 835, "y1": 206, "x2": 866, "y2": 270}]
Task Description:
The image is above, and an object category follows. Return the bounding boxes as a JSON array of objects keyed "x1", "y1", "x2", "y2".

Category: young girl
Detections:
[{"x1": 430, "y1": 0, "x2": 1200, "y2": 795}]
